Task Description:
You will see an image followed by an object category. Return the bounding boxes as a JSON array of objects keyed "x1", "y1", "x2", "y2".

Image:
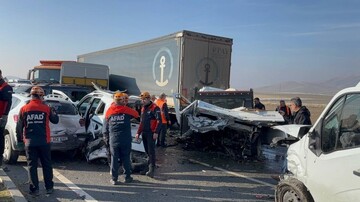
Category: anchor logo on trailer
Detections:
[
  {"x1": 196, "y1": 57, "x2": 219, "y2": 86},
  {"x1": 153, "y1": 47, "x2": 173, "y2": 87},
  {"x1": 156, "y1": 56, "x2": 168, "y2": 86},
  {"x1": 200, "y1": 63, "x2": 213, "y2": 85}
]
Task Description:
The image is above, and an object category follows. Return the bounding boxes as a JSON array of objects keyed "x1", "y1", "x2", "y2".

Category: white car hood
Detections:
[{"x1": 272, "y1": 124, "x2": 312, "y2": 138}]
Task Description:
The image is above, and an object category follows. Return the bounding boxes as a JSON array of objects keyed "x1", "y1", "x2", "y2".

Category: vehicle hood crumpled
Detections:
[{"x1": 183, "y1": 100, "x2": 285, "y2": 134}]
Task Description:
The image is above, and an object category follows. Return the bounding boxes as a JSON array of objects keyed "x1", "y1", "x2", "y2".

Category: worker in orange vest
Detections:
[{"x1": 154, "y1": 93, "x2": 171, "y2": 147}]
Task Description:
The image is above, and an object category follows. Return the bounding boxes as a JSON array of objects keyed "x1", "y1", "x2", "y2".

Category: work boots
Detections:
[{"x1": 145, "y1": 165, "x2": 155, "y2": 178}]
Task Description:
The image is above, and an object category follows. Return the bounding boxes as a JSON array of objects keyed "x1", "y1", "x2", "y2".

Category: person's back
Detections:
[
  {"x1": 103, "y1": 92, "x2": 139, "y2": 184},
  {"x1": 16, "y1": 86, "x2": 59, "y2": 195},
  {"x1": 154, "y1": 93, "x2": 171, "y2": 147}
]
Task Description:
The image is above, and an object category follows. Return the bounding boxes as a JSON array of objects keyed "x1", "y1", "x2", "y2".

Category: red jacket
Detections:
[
  {"x1": 16, "y1": 99, "x2": 59, "y2": 146},
  {"x1": 0, "y1": 80, "x2": 12, "y2": 116}
]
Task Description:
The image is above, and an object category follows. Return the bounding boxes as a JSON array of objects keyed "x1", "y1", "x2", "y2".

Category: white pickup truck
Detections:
[{"x1": 275, "y1": 82, "x2": 360, "y2": 202}]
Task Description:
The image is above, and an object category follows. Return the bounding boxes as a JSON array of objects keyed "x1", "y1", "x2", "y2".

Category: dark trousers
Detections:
[
  {"x1": 157, "y1": 124, "x2": 167, "y2": 146},
  {"x1": 142, "y1": 132, "x2": 156, "y2": 166},
  {"x1": 0, "y1": 126, "x2": 5, "y2": 157},
  {"x1": 25, "y1": 144, "x2": 53, "y2": 191},
  {"x1": 109, "y1": 144, "x2": 131, "y2": 181}
]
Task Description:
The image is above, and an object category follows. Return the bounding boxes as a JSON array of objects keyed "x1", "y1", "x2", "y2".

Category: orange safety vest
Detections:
[
  {"x1": 154, "y1": 99, "x2": 167, "y2": 124},
  {"x1": 0, "y1": 82, "x2": 10, "y2": 116}
]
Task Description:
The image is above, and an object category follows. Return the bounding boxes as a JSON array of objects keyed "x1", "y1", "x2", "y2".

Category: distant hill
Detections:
[{"x1": 255, "y1": 75, "x2": 360, "y2": 95}]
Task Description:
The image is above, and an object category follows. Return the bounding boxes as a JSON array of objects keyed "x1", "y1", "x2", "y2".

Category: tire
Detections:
[
  {"x1": 275, "y1": 178, "x2": 314, "y2": 202},
  {"x1": 3, "y1": 133, "x2": 19, "y2": 164}
]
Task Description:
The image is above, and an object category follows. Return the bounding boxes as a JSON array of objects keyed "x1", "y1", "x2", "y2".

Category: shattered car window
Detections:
[{"x1": 45, "y1": 100, "x2": 77, "y2": 115}]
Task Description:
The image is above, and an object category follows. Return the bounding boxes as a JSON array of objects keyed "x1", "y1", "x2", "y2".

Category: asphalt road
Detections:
[{"x1": 4, "y1": 141, "x2": 285, "y2": 202}]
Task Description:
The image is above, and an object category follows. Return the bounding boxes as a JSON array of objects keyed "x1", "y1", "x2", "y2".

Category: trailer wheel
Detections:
[{"x1": 275, "y1": 178, "x2": 314, "y2": 202}]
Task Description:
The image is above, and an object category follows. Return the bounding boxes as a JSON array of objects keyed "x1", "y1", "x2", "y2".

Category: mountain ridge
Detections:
[{"x1": 254, "y1": 75, "x2": 360, "y2": 95}]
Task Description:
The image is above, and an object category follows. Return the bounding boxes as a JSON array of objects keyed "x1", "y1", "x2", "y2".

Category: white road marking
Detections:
[
  {"x1": 53, "y1": 169, "x2": 98, "y2": 202},
  {"x1": 0, "y1": 168, "x2": 27, "y2": 202},
  {"x1": 189, "y1": 158, "x2": 274, "y2": 187}
]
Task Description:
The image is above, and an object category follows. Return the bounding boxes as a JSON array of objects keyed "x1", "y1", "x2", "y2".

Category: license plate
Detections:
[{"x1": 51, "y1": 137, "x2": 68, "y2": 143}]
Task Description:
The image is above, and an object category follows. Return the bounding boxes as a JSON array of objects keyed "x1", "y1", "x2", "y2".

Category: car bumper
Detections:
[{"x1": 50, "y1": 134, "x2": 83, "y2": 151}]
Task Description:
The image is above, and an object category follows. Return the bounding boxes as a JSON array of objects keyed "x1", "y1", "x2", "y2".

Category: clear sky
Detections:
[{"x1": 1, "y1": 0, "x2": 359, "y2": 89}]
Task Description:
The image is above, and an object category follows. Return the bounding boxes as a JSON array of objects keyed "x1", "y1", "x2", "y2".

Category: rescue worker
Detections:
[
  {"x1": 275, "y1": 100, "x2": 291, "y2": 123},
  {"x1": 154, "y1": 93, "x2": 171, "y2": 147},
  {"x1": 0, "y1": 70, "x2": 12, "y2": 166},
  {"x1": 135, "y1": 91, "x2": 161, "y2": 178},
  {"x1": 16, "y1": 86, "x2": 59, "y2": 196},
  {"x1": 254, "y1": 97, "x2": 265, "y2": 110},
  {"x1": 103, "y1": 92, "x2": 139, "y2": 185}
]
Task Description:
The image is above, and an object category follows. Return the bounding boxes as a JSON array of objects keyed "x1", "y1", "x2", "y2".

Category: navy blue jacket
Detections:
[{"x1": 103, "y1": 104, "x2": 139, "y2": 147}]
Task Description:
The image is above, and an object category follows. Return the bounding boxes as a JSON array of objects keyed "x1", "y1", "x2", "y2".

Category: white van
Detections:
[{"x1": 275, "y1": 82, "x2": 360, "y2": 202}]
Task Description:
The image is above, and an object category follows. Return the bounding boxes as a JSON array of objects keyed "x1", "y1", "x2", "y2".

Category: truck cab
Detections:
[
  {"x1": 275, "y1": 82, "x2": 360, "y2": 202},
  {"x1": 28, "y1": 60, "x2": 62, "y2": 83}
]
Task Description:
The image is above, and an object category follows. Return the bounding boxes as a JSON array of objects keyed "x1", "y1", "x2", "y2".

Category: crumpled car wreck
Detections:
[{"x1": 173, "y1": 94, "x2": 285, "y2": 159}]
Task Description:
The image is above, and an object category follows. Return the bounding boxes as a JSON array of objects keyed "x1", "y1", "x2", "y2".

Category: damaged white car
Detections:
[
  {"x1": 3, "y1": 93, "x2": 86, "y2": 164},
  {"x1": 275, "y1": 82, "x2": 360, "y2": 202},
  {"x1": 76, "y1": 88, "x2": 144, "y2": 162}
]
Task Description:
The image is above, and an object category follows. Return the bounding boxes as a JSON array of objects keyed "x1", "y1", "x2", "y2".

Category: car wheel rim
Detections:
[{"x1": 283, "y1": 190, "x2": 301, "y2": 202}]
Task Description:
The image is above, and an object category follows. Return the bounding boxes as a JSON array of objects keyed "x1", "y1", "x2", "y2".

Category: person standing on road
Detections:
[
  {"x1": 103, "y1": 92, "x2": 139, "y2": 185},
  {"x1": 135, "y1": 91, "x2": 161, "y2": 178},
  {"x1": 272, "y1": 96, "x2": 312, "y2": 181},
  {"x1": 16, "y1": 86, "x2": 59, "y2": 196},
  {"x1": 275, "y1": 100, "x2": 291, "y2": 123},
  {"x1": 289, "y1": 97, "x2": 312, "y2": 125},
  {"x1": 254, "y1": 97, "x2": 265, "y2": 110},
  {"x1": 0, "y1": 70, "x2": 12, "y2": 166},
  {"x1": 154, "y1": 93, "x2": 171, "y2": 147}
]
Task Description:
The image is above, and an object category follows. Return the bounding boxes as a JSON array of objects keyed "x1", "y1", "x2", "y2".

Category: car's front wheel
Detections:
[
  {"x1": 3, "y1": 133, "x2": 19, "y2": 164},
  {"x1": 275, "y1": 178, "x2": 314, "y2": 202}
]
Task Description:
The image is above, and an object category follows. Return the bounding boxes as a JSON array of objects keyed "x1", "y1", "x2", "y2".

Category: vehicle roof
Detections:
[
  {"x1": 87, "y1": 90, "x2": 141, "y2": 104},
  {"x1": 13, "y1": 93, "x2": 75, "y2": 104}
]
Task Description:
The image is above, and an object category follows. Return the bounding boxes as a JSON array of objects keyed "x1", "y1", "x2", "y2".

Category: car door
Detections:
[
  {"x1": 306, "y1": 93, "x2": 360, "y2": 202},
  {"x1": 87, "y1": 99, "x2": 106, "y2": 138}
]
